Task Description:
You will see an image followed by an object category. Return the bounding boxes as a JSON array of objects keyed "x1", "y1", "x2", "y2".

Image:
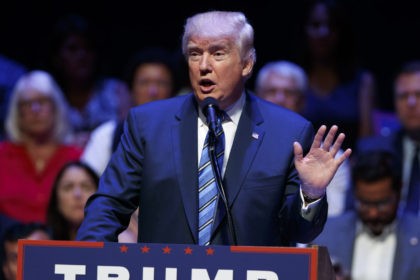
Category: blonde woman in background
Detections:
[{"x1": 0, "y1": 70, "x2": 82, "y2": 224}]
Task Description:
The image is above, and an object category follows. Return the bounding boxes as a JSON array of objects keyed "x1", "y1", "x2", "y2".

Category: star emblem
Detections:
[
  {"x1": 140, "y1": 245, "x2": 150, "y2": 253},
  {"x1": 184, "y1": 247, "x2": 193, "y2": 255},
  {"x1": 119, "y1": 245, "x2": 128, "y2": 253},
  {"x1": 205, "y1": 247, "x2": 215, "y2": 255},
  {"x1": 162, "y1": 246, "x2": 172, "y2": 254}
]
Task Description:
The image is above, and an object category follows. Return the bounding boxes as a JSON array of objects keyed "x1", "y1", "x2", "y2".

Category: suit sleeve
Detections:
[
  {"x1": 278, "y1": 122, "x2": 329, "y2": 245},
  {"x1": 77, "y1": 110, "x2": 143, "y2": 241}
]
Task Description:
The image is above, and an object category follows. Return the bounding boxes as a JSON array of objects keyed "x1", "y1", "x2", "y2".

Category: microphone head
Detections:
[{"x1": 201, "y1": 97, "x2": 220, "y2": 117}]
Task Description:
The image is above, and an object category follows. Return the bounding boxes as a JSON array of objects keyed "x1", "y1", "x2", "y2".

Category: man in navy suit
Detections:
[
  {"x1": 312, "y1": 151, "x2": 420, "y2": 279},
  {"x1": 77, "y1": 11, "x2": 351, "y2": 246},
  {"x1": 357, "y1": 60, "x2": 420, "y2": 215}
]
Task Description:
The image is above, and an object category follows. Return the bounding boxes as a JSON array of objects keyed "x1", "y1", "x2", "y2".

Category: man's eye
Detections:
[
  {"x1": 188, "y1": 52, "x2": 201, "y2": 61},
  {"x1": 213, "y1": 51, "x2": 226, "y2": 60}
]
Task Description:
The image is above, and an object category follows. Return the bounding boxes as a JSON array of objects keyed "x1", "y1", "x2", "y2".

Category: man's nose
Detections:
[
  {"x1": 199, "y1": 54, "x2": 212, "y2": 72},
  {"x1": 406, "y1": 93, "x2": 418, "y2": 106},
  {"x1": 366, "y1": 207, "x2": 380, "y2": 218},
  {"x1": 147, "y1": 85, "x2": 159, "y2": 98},
  {"x1": 274, "y1": 91, "x2": 286, "y2": 102}
]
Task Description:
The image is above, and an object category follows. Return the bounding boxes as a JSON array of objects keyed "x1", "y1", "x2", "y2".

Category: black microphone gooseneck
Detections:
[{"x1": 201, "y1": 97, "x2": 238, "y2": 246}]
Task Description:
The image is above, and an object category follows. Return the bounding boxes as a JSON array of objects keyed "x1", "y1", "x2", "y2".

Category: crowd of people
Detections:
[{"x1": 0, "y1": 1, "x2": 419, "y2": 280}]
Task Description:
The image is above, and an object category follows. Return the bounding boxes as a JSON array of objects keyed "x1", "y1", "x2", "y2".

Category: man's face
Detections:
[
  {"x1": 257, "y1": 73, "x2": 304, "y2": 113},
  {"x1": 2, "y1": 230, "x2": 50, "y2": 280},
  {"x1": 355, "y1": 177, "x2": 399, "y2": 236},
  {"x1": 132, "y1": 63, "x2": 173, "y2": 106},
  {"x1": 186, "y1": 36, "x2": 253, "y2": 110},
  {"x1": 2, "y1": 241, "x2": 18, "y2": 280},
  {"x1": 394, "y1": 72, "x2": 420, "y2": 133}
]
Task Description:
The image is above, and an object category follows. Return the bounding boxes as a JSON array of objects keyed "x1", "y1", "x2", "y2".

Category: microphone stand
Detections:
[{"x1": 208, "y1": 132, "x2": 238, "y2": 246}]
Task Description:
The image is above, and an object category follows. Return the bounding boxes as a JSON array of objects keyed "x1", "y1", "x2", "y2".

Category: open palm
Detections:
[{"x1": 294, "y1": 125, "x2": 352, "y2": 199}]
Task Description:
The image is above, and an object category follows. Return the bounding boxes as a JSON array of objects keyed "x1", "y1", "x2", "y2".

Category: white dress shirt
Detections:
[{"x1": 352, "y1": 221, "x2": 397, "y2": 280}]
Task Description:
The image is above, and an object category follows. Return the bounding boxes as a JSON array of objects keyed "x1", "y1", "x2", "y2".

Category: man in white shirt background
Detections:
[{"x1": 312, "y1": 150, "x2": 420, "y2": 280}]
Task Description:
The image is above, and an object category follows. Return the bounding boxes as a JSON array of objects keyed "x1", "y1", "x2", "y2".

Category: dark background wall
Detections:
[{"x1": 2, "y1": 0, "x2": 420, "y2": 110}]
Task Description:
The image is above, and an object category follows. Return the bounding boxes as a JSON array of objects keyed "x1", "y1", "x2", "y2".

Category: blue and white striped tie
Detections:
[{"x1": 198, "y1": 117, "x2": 225, "y2": 246}]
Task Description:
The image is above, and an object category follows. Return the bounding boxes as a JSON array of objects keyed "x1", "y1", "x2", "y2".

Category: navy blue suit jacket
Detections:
[
  {"x1": 313, "y1": 212, "x2": 420, "y2": 279},
  {"x1": 77, "y1": 92, "x2": 328, "y2": 246}
]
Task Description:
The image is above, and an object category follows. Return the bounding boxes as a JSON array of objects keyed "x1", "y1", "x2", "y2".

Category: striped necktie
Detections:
[{"x1": 198, "y1": 115, "x2": 225, "y2": 246}]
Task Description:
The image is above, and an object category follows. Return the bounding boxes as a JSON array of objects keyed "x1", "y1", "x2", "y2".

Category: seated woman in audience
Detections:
[
  {"x1": 46, "y1": 160, "x2": 137, "y2": 242},
  {"x1": 0, "y1": 70, "x2": 82, "y2": 224},
  {"x1": 46, "y1": 161, "x2": 98, "y2": 240}
]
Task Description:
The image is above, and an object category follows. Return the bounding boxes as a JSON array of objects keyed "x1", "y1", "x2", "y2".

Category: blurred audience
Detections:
[
  {"x1": 0, "y1": 70, "x2": 82, "y2": 223},
  {"x1": 255, "y1": 60, "x2": 351, "y2": 217},
  {"x1": 313, "y1": 150, "x2": 420, "y2": 280},
  {"x1": 1, "y1": 222, "x2": 51, "y2": 280},
  {"x1": 357, "y1": 60, "x2": 420, "y2": 216},
  {"x1": 256, "y1": 60, "x2": 307, "y2": 113},
  {"x1": 46, "y1": 161, "x2": 98, "y2": 240},
  {"x1": 82, "y1": 47, "x2": 176, "y2": 175},
  {"x1": 0, "y1": 54, "x2": 26, "y2": 141},
  {"x1": 296, "y1": 0, "x2": 376, "y2": 150},
  {"x1": 46, "y1": 14, "x2": 131, "y2": 147}
]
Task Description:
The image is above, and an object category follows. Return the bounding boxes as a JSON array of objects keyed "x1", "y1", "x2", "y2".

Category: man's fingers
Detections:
[
  {"x1": 322, "y1": 125, "x2": 338, "y2": 151},
  {"x1": 311, "y1": 125, "x2": 327, "y2": 150},
  {"x1": 336, "y1": 148, "x2": 352, "y2": 165},
  {"x1": 330, "y1": 132, "x2": 345, "y2": 156},
  {"x1": 293, "y1": 141, "x2": 303, "y2": 161}
]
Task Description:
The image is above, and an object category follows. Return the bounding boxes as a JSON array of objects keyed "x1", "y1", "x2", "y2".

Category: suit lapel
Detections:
[
  {"x1": 172, "y1": 94, "x2": 199, "y2": 243},
  {"x1": 212, "y1": 93, "x2": 265, "y2": 235}
]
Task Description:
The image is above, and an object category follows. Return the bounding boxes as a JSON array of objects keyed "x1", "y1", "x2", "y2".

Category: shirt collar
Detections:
[
  {"x1": 403, "y1": 135, "x2": 419, "y2": 155},
  {"x1": 224, "y1": 92, "x2": 245, "y2": 126}
]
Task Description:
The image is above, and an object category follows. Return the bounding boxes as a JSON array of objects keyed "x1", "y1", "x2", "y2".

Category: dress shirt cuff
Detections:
[{"x1": 299, "y1": 188, "x2": 324, "y2": 221}]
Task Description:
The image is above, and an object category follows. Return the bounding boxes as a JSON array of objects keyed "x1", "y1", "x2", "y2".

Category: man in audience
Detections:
[
  {"x1": 82, "y1": 47, "x2": 176, "y2": 176},
  {"x1": 357, "y1": 60, "x2": 420, "y2": 216},
  {"x1": 313, "y1": 150, "x2": 420, "y2": 280},
  {"x1": 1, "y1": 223, "x2": 51, "y2": 280}
]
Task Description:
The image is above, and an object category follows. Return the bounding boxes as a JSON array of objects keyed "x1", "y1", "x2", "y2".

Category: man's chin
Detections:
[{"x1": 366, "y1": 223, "x2": 385, "y2": 236}]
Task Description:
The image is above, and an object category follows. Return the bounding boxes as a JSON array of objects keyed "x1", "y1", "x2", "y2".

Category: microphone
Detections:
[{"x1": 201, "y1": 97, "x2": 220, "y2": 137}]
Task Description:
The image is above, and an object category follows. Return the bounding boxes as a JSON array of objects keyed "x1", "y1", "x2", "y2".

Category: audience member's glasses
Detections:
[
  {"x1": 18, "y1": 97, "x2": 53, "y2": 112},
  {"x1": 395, "y1": 91, "x2": 420, "y2": 101},
  {"x1": 355, "y1": 196, "x2": 397, "y2": 212},
  {"x1": 261, "y1": 88, "x2": 301, "y2": 98}
]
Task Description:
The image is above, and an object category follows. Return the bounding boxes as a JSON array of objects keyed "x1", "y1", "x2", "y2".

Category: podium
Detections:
[{"x1": 18, "y1": 240, "x2": 335, "y2": 279}]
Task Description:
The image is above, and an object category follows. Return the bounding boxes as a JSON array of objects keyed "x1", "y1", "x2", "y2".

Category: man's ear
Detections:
[{"x1": 242, "y1": 58, "x2": 254, "y2": 79}]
